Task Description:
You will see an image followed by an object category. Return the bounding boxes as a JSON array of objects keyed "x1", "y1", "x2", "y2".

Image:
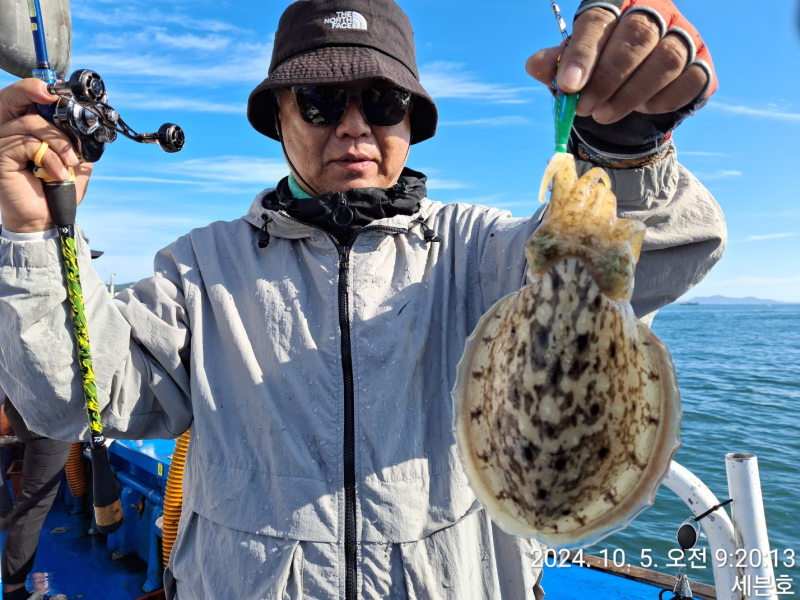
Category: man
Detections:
[
  {"x1": 0, "y1": 388, "x2": 71, "y2": 600},
  {"x1": 0, "y1": 0, "x2": 725, "y2": 598}
]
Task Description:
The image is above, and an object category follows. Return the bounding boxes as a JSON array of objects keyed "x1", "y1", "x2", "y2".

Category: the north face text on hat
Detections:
[{"x1": 323, "y1": 11, "x2": 368, "y2": 30}]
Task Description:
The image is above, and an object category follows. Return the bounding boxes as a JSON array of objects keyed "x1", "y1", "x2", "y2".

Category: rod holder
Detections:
[{"x1": 726, "y1": 453, "x2": 777, "y2": 600}]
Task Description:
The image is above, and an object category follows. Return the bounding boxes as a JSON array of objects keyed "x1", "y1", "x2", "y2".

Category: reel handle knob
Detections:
[{"x1": 157, "y1": 123, "x2": 185, "y2": 153}]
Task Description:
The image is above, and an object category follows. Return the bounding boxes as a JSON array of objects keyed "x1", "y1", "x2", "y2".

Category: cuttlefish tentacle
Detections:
[
  {"x1": 530, "y1": 163, "x2": 644, "y2": 302},
  {"x1": 538, "y1": 151, "x2": 576, "y2": 204},
  {"x1": 453, "y1": 152, "x2": 681, "y2": 550}
]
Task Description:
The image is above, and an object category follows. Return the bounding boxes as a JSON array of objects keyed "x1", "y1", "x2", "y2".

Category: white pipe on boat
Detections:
[
  {"x1": 726, "y1": 453, "x2": 777, "y2": 600},
  {"x1": 661, "y1": 460, "x2": 739, "y2": 600}
]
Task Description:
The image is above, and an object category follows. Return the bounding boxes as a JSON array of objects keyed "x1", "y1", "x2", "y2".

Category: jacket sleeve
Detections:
[
  {"x1": 0, "y1": 227, "x2": 193, "y2": 441},
  {"x1": 581, "y1": 149, "x2": 727, "y2": 319},
  {"x1": 473, "y1": 148, "x2": 726, "y2": 320}
]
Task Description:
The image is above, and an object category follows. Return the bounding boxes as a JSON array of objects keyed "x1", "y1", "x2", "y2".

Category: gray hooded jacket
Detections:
[{"x1": 0, "y1": 152, "x2": 725, "y2": 599}]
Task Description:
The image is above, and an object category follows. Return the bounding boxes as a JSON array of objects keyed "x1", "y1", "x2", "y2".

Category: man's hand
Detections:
[
  {"x1": 0, "y1": 79, "x2": 93, "y2": 233},
  {"x1": 526, "y1": 3, "x2": 713, "y2": 125}
]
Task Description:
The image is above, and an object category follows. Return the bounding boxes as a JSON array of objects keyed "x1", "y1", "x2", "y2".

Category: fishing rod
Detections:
[{"x1": 26, "y1": 0, "x2": 185, "y2": 534}]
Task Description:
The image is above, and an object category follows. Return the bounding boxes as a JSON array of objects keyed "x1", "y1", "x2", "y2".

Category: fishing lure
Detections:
[{"x1": 549, "y1": 1, "x2": 578, "y2": 154}]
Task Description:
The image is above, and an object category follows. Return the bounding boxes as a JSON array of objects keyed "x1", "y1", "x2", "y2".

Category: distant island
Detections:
[{"x1": 679, "y1": 295, "x2": 796, "y2": 305}]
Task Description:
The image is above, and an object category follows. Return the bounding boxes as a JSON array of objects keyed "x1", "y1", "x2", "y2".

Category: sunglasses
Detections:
[{"x1": 292, "y1": 86, "x2": 412, "y2": 127}]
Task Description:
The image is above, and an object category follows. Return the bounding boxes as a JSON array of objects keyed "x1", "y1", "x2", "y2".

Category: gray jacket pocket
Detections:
[
  {"x1": 399, "y1": 509, "x2": 544, "y2": 600},
  {"x1": 169, "y1": 510, "x2": 302, "y2": 600}
]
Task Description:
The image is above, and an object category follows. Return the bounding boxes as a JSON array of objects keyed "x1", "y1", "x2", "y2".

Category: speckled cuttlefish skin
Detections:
[{"x1": 452, "y1": 153, "x2": 681, "y2": 549}]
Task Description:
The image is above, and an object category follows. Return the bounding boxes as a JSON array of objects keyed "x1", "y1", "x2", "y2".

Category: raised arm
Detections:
[
  {"x1": 522, "y1": 0, "x2": 725, "y2": 318},
  {"x1": 0, "y1": 225, "x2": 194, "y2": 441}
]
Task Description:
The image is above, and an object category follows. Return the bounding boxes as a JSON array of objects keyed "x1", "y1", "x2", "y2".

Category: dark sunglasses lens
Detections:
[
  {"x1": 294, "y1": 87, "x2": 347, "y2": 126},
  {"x1": 361, "y1": 88, "x2": 412, "y2": 126}
]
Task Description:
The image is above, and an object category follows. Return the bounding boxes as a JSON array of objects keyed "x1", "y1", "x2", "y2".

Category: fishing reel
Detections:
[{"x1": 39, "y1": 69, "x2": 185, "y2": 163}]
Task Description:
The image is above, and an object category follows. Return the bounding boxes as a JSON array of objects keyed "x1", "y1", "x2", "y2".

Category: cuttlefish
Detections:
[{"x1": 452, "y1": 153, "x2": 681, "y2": 549}]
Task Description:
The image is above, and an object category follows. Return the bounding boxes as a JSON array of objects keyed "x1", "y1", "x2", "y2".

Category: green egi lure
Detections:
[
  {"x1": 553, "y1": 87, "x2": 578, "y2": 154},
  {"x1": 549, "y1": 0, "x2": 578, "y2": 153}
]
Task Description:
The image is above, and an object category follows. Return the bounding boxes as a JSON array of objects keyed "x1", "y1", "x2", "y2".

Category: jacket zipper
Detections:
[
  {"x1": 336, "y1": 223, "x2": 411, "y2": 600},
  {"x1": 337, "y1": 242, "x2": 357, "y2": 600},
  {"x1": 263, "y1": 210, "x2": 411, "y2": 600}
]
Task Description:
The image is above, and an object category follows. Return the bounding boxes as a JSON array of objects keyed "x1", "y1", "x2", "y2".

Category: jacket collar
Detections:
[
  {"x1": 243, "y1": 168, "x2": 438, "y2": 243},
  {"x1": 244, "y1": 195, "x2": 439, "y2": 240}
]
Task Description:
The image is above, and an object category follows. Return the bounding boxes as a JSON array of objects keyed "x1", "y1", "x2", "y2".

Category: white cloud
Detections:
[
  {"x1": 70, "y1": 6, "x2": 273, "y2": 87},
  {"x1": 92, "y1": 176, "x2": 212, "y2": 185},
  {"x1": 155, "y1": 156, "x2": 287, "y2": 185},
  {"x1": 679, "y1": 151, "x2": 732, "y2": 158},
  {"x1": 734, "y1": 233, "x2": 799, "y2": 243},
  {"x1": 426, "y1": 179, "x2": 470, "y2": 190},
  {"x1": 494, "y1": 99, "x2": 535, "y2": 105},
  {"x1": 419, "y1": 62, "x2": 537, "y2": 103},
  {"x1": 749, "y1": 209, "x2": 800, "y2": 218},
  {"x1": 708, "y1": 101, "x2": 800, "y2": 122},
  {"x1": 73, "y1": 41, "x2": 273, "y2": 85},
  {"x1": 110, "y1": 92, "x2": 245, "y2": 114},
  {"x1": 439, "y1": 116, "x2": 532, "y2": 126},
  {"x1": 73, "y1": 5, "x2": 245, "y2": 34},
  {"x1": 152, "y1": 32, "x2": 232, "y2": 51},
  {"x1": 88, "y1": 29, "x2": 233, "y2": 52},
  {"x1": 90, "y1": 156, "x2": 287, "y2": 197},
  {"x1": 694, "y1": 170, "x2": 742, "y2": 180}
]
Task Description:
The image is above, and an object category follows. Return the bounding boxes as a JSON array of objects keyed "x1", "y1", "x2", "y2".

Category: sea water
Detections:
[{"x1": 593, "y1": 304, "x2": 800, "y2": 587}]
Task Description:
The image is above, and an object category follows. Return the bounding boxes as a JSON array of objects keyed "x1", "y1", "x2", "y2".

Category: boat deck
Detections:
[
  {"x1": 0, "y1": 500, "x2": 685, "y2": 600},
  {"x1": 0, "y1": 438, "x2": 713, "y2": 599},
  {"x1": 0, "y1": 497, "x2": 149, "y2": 599},
  {"x1": 545, "y1": 562, "x2": 672, "y2": 598}
]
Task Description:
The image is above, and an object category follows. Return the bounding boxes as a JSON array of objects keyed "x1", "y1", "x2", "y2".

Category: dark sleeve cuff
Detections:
[{"x1": 570, "y1": 119, "x2": 676, "y2": 169}]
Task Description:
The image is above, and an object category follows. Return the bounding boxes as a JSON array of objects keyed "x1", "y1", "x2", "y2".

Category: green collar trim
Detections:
[{"x1": 288, "y1": 173, "x2": 312, "y2": 199}]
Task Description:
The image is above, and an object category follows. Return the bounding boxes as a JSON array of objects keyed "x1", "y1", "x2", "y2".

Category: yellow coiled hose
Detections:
[
  {"x1": 65, "y1": 442, "x2": 89, "y2": 497},
  {"x1": 162, "y1": 429, "x2": 190, "y2": 567},
  {"x1": 0, "y1": 404, "x2": 13, "y2": 436}
]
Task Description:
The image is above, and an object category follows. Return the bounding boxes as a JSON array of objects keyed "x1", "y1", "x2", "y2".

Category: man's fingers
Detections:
[
  {"x1": 576, "y1": 11, "x2": 662, "y2": 117},
  {"x1": 0, "y1": 114, "x2": 80, "y2": 168},
  {"x1": 592, "y1": 32, "x2": 691, "y2": 124},
  {"x1": 0, "y1": 79, "x2": 58, "y2": 123},
  {"x1": 525, "y1": 45, "x2": 564, "y2": 86},
  {"x1": 0, "y1": 134, "x2": 71, "y2": 181},
  {"x1": 557, "y1": 8, "x2": 617, "y2": 94},
  {"x1": 638, "y1": 64, "x2": 708, "y2": 115},
  {"x1": 34, "y1": 139, "x2": 73, "y2": 181}
]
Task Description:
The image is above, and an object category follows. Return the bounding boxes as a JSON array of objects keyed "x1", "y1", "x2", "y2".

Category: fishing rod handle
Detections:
[
  {"x1": 34, "y1": 170, "x2": 124, "y2": 534},
  {"x1": 28, "y1": 0, "x2": 122, "y2": 535},
  {"x1": 52, "y1": 206, "x2": 124, "y2": 534},
  {"x1": 32, "y1": 163, "x2": 77, "y2": 226},
  {"x1": 91, "y1": 442, "x2": 123, "y2": 533}
]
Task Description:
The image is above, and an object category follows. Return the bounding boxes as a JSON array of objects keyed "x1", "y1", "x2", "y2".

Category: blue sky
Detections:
[{"x1": 2, "y1": 0, "x2": 799, "y2": 301}]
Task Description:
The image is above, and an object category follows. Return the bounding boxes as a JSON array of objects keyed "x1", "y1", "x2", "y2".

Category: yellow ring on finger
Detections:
[{"x1": 33, "y1": 141, "x2": 49, "y2": 168}]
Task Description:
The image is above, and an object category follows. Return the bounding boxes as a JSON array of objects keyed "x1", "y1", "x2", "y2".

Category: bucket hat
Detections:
[{"x1": 247, "y1": 0, "x2": 438, "y2": 144}]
